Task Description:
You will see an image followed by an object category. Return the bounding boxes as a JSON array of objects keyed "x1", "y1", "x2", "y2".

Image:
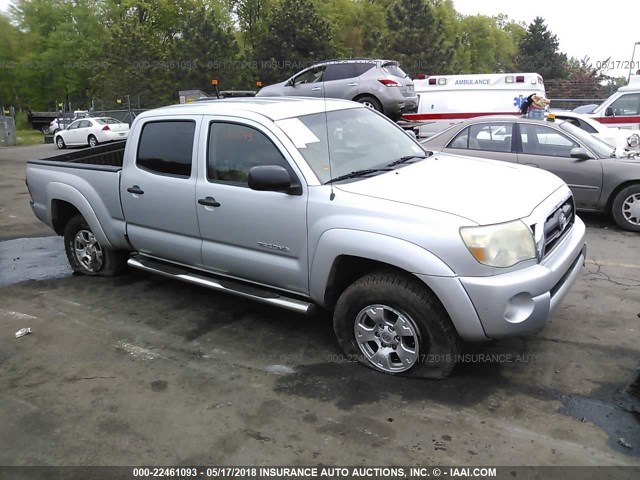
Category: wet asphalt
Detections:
[{"x1": 0, "y1": 144, "x2": 639, "y2": 471}]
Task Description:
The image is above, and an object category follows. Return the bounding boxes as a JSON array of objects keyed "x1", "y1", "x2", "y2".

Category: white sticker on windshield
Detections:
[{"x1": 277, "y1": 118, "x2": 320, "y2": 148}]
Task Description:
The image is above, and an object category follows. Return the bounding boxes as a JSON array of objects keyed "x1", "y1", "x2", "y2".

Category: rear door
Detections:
[
  {"x1": 194, "y1": 117, "x2": 309, "y2": 294},
  {"x1": 120, "y1": 116, "x2": 203, "y2": 265},
  {"x1": 515, "y1": 122, "x2": 603, "y2": 209},
  {"x1": 322, "y1": 63, "x2": 359, "y2": 100}
]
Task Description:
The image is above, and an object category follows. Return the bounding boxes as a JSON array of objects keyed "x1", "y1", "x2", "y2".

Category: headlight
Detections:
[
  {"x1": 627, "y1": 134, "x2": 639, "y2": 148},
  {"x1": 460, "y1": 220, "x2": 536, "y2": 268}
]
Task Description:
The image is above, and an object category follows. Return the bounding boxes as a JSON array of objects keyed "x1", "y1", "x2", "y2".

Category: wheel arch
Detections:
[
  {"x1": 47, "y1": 183, "x2": 113, "y2": 249},
  {"x1": 606, "y1": 180, "x2": 640, "y2": 212},
  {"x1": 310, "y1": 229, "x2": 454, "y2": 309}
]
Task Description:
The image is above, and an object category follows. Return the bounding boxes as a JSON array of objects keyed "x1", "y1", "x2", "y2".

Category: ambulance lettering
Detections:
[{"x1": 454, "y1": 79, "x2": 491, "y2": 85}]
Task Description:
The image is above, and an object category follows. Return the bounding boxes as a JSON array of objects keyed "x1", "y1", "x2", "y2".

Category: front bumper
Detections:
[
  {"x1": 458, "y1": 216, "x2": 587, "y2": 339},
  {"x1": 419, "y1": 216, "x2": 587, "y2": 341}
]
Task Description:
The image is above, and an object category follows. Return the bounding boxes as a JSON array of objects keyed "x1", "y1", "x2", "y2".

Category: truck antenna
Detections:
[{"x1": 322, "y1": 76, "x2": 335, "y2": 201}]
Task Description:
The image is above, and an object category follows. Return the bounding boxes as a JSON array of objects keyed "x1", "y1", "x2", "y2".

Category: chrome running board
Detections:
[{"x1": 127, "y1": 256, "x2": 316, "y2": 315}]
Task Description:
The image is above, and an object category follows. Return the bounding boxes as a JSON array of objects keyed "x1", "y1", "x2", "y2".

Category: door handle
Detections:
[
  {"x1": 127, "y1": 185, "x2": 144, "y2": 195},
  {"x1": 311, "y1": 87, "x2": 322, "y2": 91},
  {"x1": 198, "y1": 197, "x2": 221, "y2": 207},
  {"x1": 347, "y1": 83, "x2": 357, "y2": 87}
]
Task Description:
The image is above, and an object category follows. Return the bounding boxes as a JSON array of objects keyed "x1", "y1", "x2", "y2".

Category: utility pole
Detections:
[{"x1": 629, "y1": 42, "x2": 640, "y2": 83}]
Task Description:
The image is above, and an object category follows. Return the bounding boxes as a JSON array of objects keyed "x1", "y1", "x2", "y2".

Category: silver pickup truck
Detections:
[{"x1": 26, "y1": 98, "x2": 587, "y2": 378}]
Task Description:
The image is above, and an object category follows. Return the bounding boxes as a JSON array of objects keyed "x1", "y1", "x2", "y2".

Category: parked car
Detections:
[
  {"x1": 256, "y1": 59, "x2": 418, "y2": 119},
  {"x1": 47, "y1": 110, "x2": 90, "y2": 134},
  {"x1": 420, "y1": 115, "x2": 640, "y2": 231},
  {"x1": 572, "y1": 104, "x2": 598, "y2": 114},
  {"x1": 27, "y1": 98, "x2": 586, "y2": 378},
  {"x1": 54, "y1": 117, "x2": 129, "y2": 149},
  {"x1": 548, "y1": 110, "x2": 640, "y2": 150}
]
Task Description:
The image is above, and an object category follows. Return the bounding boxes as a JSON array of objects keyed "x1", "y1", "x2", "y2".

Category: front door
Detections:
[
  {"x1": 284, "y1": 66, "x2": 326, "y2": 99},
  {"x1": 195, "y1": 118, "x2": 309, "y2": 294},
  {"x1": 120, "y1": 117, "x2": 203, "y2": 266},
  {"x1": 516, "y1": 122, "x2": 603, "y2": 209}
]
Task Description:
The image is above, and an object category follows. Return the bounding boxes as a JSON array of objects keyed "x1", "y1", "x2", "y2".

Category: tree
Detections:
[
  {"x1": 256, "y1": 0, "x2": 336, "y2": 84},
  {"x1": 516, "y1": 17, "x2": 568, "y2": 79},
  {"x1": 172, "y1": 7, "x2": 241, "y2": 92},
  {"x1": 456, "y1": 15, "x2": 520, "y2": 73},
  {"x1": 384, "y1": 0, "x2": 460, "y2": 77}
]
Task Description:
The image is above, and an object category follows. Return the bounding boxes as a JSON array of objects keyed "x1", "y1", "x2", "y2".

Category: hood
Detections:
[
  {"x1": 336, "y1": 153, "x2": 566, "y2": 225},
  {"x1": 256, "y1": 82, "x2": 287, "y2": 97}
]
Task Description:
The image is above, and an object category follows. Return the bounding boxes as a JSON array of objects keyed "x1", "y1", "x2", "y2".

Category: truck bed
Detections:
[{"x1": 28, "y1": 140, "x2": 126, "y2": 171}]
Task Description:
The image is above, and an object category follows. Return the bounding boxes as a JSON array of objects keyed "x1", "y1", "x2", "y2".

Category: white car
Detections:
[
  {"x1": 549, "y1": 110, "x2": 640, "y2": 150},
  {"x1": 55, "y1": 117, "x2": 130, "y2": 149}
]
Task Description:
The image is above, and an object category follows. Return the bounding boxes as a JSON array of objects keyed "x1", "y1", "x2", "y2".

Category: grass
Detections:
[{"x1": 15, "y1": 129, "x2": 44, "y2": 146}]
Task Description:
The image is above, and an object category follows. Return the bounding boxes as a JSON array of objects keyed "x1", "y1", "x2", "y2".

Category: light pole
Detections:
[{"x1": 629, "y1": 41, "x2": 640, "y2": 82}]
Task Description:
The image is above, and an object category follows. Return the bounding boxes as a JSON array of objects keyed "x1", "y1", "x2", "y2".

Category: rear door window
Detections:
[
  {"x1": 136, "y1": 121, "x2": 196, "y2": 177},
  {"x1": 324, "y1": 64, "x2": 356, "y2": 82}
]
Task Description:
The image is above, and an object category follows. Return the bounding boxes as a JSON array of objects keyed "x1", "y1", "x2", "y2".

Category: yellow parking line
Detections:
[{"x1": 586, "y1": 259, "x2": 640, "y2": 269}]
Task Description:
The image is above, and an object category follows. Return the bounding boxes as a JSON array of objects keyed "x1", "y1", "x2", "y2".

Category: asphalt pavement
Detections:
[{"x1": 1, "y1": 143, "x2": 639, "y2": 471}]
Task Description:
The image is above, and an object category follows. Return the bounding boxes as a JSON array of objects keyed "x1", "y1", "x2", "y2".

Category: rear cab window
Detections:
[{"x1": 136, "y1": 121, "x2": 196, "y2": 177}]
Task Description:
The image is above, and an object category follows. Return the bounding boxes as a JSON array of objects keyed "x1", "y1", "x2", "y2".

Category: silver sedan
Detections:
[{"x1": 420, "y1": 115, "x2": 640, "y2": 232}]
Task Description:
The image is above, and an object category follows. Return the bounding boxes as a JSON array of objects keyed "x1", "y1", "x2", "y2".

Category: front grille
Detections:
[{"x1": 541, "y1": 196, "x2": 575, "y2": 258}]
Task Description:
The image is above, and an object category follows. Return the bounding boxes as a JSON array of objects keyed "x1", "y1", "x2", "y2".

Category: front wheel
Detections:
[
  {"x1": 63, "y1": 215, "x2": 128, "y2": 276},
  {"x1": 612, "y1": 184, "x2": 640, "y2": 232},
  {"x1": 56, "y1": 136, "x2": 66, "y2": 149},
  {"x1": 333, "y1": 270, "x2": 460, "y2": 378}
]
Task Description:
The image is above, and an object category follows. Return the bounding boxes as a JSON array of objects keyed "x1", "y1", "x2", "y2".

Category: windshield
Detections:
[
  {"x1": 558, "y1": 121, "x2": 616, "y2": 158},
  {"x1": 276, "y1": 108, "x2": 424, "y2": 183}
]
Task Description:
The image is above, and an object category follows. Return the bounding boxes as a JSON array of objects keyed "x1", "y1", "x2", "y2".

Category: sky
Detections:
[
  {"x1": 1, "y1": 0, "x2": 638, "y2": 78},
  {"x1": 453, "y1": 0, "x2": 640, "y2": 78}
]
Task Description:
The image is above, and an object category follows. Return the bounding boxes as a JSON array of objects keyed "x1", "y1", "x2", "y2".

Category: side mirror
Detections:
[
  {"x1": 570, "y1": 147, "x2": 592, "y2": 160},
  {"x1": 248, "y1": 165, "x2": 301, "y2": 195},
  {"x1": 286, "y1": 78, "x2": 295, "y2": 87},
  {"x1": 405, "y1": 129, "x2": 417, "y2": 140},
  {"x1": 605, "y1": 106, "x2": 614, "y2": 117}
]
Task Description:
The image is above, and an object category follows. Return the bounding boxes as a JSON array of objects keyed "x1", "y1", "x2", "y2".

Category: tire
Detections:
[
  {"x1": 611, "y1": 184, "x2": 640, "y2": 232},
  {"x1": 88, "y1": 135, "x2": 98, "y2": 148},
  {"x1": 333, "y1": 270, "x2": 460, "y2": 378},
  {"x1": 63, "y1": 215, "x2": 128, "y2": 276},
  {"x1": 55, "y1": 136, "x2": 66, "y2": 149},
  {"x1": 355, "y1": 95, "x2": 383, "y2": 113}
]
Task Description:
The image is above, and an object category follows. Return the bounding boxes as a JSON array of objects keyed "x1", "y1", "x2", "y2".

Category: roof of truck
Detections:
[{"x1": 142, "y1": 97, "x2": 360, "y2": 121}]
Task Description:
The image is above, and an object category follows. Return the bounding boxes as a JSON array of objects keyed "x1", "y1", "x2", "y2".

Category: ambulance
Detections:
[
  {"x1": 588, "y1": 74, "x2": 640, "y2": 130},
  {"x1": 403, "y1": 73, "x2": 545, "y2": 138}
]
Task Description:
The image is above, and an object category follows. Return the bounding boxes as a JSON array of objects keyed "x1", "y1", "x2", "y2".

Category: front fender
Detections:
[{"x1": 309, "y1": 228, "x2": 455, "y2": 306}]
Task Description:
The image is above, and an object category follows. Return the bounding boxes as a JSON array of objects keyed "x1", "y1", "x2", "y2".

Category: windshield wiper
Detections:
[
  {"x1": 325, "y1": 168, "x2": 392, "y2": 184},
  {"x1": 386, "y1": 153, "x2": 431, "y2": 167}
]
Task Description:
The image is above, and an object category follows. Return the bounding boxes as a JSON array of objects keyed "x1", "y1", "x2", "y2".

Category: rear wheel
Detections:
[
  {"x1": 88, "y1": 135, "x2": 98, "y2": 147},
  {"x1": 63, "y1": 215, "x2": 128, "y2": 276},
  {"x1": 56, "y1": 136, "x2": 66, "y2": 149},
  {"x1": 612, "y1": 184, "x2": 640, "y2": 232},
  {"x1": 356, "y1": 95, "x2": 383, "y2": 113},
  {"x1": 333, "y1": 270, "x2": 460, "y2": 378}
]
